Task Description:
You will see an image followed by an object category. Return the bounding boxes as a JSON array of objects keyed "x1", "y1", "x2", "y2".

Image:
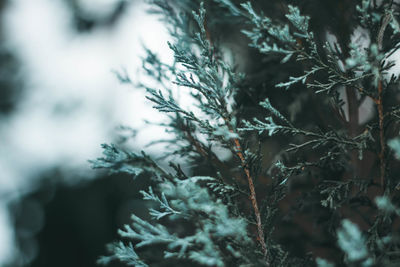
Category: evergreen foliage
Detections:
[{"x1": 92, "y1": 0, "x2": 400, "y2": 266}]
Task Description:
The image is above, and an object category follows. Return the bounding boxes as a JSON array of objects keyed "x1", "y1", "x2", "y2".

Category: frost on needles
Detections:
[{"x1": 92, "y1": 0, "x2": 400, "y2": 266}]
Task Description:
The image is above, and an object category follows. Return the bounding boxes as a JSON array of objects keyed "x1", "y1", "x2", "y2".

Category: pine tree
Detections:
[{"x1": 91, "y1": 0, "x2": 400, "y2": 266}]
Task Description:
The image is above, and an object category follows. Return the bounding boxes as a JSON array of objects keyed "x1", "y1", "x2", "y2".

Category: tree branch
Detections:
[
  {"x1": 376, "y1": 80, "x2": 385, "y2": 186},
  {"x1": 224, "y1": 118, "x2": 269, "y2": 264},
  {"x1": 231, "y1": 136, "x2": 269, "y2": 263}
]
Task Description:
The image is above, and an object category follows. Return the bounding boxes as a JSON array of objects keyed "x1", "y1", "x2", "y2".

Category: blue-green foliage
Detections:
[
  {"x1": 337, "y1": 219, "x2": 372, "y2": 265},
  {"x1": 98, "y1": 242, "x2": 148, "y2": 267},
  {"x1": 144, "y1": 2, "x2": 246, "y2": 154},
  {"x1": 90, "y1": 144, "x2": 172, "y2": 180},
  {"x1": 241, "y1": 116, "x2": 280, "y2": 136},
  {"x1": 140, "y1": 186, "x2": 181, "y2": 220},
  {"x1": 93, "y1": 2, "x2": 261, "y2": 266},
  {"x1": 98, "y1": 176, "x2": 252, "y2": 266},
  {"x1": 388, "y1": 137, "x2": 400, "y2": 159},
  {"x1": 241, "y1": 1, "x2": 371, "y2": 94},
  {"x1": 89, "y1": 144, "x2": 144, "y2": 176},
  {"x1": 94, "y1": 0, "x2": 400, "y2": 266},
  {"x1": 315, "y1": 257, "x2": 335, "y2": 267},
  {"x1": 375, "y1": 195, "x2": 400, "y2": 216}
]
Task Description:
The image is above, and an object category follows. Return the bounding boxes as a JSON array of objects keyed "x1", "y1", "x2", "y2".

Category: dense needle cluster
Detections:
[{"x1": 91, "y1": 0, "x2": 400, "y2": 266}]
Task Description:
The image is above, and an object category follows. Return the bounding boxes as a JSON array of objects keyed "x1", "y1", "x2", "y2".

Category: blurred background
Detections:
[{"x1": 0, "y1": 0, "x2": 174, "y2": 266}]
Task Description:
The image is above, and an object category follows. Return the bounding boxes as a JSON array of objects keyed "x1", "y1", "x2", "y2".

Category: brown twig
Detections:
[
  {"x1": 375, "y1": 80, "x2": 385, "y2": 186},
  {"x1": 375, "y1": 11, "x2": 391, "y2": 187},
  {"x1": 221, "y1": 117, "x2": 269, "y2": 263},
  {"x1": 231, "y1": 136, "x2": 269, "y2": 263}
]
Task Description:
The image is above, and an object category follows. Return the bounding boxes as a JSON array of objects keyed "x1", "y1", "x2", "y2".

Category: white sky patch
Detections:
[
  {"x1": 326, "y1": 28, "x2": 375, "y2": 125},
  {"x1": 0, "y1": 0, "x2": 174, "y2": 264},
  {"x1": 386, "y1": 48, "x2": 400, "y2": 79}
]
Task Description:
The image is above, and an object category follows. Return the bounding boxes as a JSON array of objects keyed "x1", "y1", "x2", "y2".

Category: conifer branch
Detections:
[
  {"x1": 202, "y1": 4, "x2": 269, "y2": 259},
  {"x1": 233, "y1": 137, "x2": 269, "y2": 263},
  {"x1": 376, "y1": 80, "x2": 385, "y2": 187},
  {"x1": 376, "y1": 11, "x2": 391, "y2": 187},
  {"x1": 225, "y1": 119, "x2": 269, "y2": 264}
]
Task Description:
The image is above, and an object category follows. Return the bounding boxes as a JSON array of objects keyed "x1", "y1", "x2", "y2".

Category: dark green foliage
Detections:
[{"x1": 92, "y1": 0, "x2": 400, "y2": 266}]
